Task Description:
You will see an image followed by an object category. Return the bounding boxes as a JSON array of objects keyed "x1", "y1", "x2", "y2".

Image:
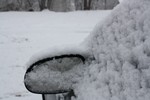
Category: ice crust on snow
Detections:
[{"x1": 77, "y1": 0, "x2": 150, "y2": 100}]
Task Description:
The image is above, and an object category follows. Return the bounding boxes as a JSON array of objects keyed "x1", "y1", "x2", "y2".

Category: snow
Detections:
[
  {"x1": 119, "y1": 0, "x2": 124, "y2": 3},
  {"x1": 26, "y1": 45, "x2": 91, "y2": 69},
  {"x1": 25, "y1": 56, "x2": 86, "y2": 94},
  {"x1": 0, "y1": 10, "x2": 111, "y2": 100},
  {"x1": 76, "y1": 0, "x2": 150, "y2": 100},
  {"x1": 2, "y1": 0, "x2": 150, "y2": 99}
]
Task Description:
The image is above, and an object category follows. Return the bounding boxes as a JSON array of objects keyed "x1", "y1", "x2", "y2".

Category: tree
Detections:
[
  {"x1": 84, "y1": 0, "x2": 92, "y2": 10},
  {"x1": 0, "y1": 0, "x2": 119, "y2": 11}
]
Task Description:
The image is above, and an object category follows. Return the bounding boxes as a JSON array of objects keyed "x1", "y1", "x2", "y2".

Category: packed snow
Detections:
[
  {"x1": 26, "y1": 45, "x2": 91, "y2": 69},
  {"x1": 0, "y1": 10, "x2": 111, "y2": 100}
]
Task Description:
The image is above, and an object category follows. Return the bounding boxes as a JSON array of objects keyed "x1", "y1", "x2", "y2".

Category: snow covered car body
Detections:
[{"x1": 24, "y1": 0, "x2": 150, "y2": 100}]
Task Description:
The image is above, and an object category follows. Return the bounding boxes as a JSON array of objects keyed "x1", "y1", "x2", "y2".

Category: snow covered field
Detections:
[{"x1": 0, "y1": 10, "x2": 111, "y2": 100}]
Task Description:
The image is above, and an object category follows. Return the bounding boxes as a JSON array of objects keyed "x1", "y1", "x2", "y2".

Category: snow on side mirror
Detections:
[{"x1": 24, "y1": 54, "x2": 85, "y2": 94}]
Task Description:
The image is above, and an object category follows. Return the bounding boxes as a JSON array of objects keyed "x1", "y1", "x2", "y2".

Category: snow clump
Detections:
[{"x1": 76, "y1": 0, "x2": 150, "y2": 100}]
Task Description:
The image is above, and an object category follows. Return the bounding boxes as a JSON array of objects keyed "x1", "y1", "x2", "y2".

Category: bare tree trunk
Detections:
[
  {"x1": 88, "y1": 0, "x2": 92, "y2": 9},
  {"x1": 104, "y1": 0, "x2": 106, "y2": 9},
  {"x1": 84, "y1": 0, "x2": 92, "y2": 10},
  {"x1": 27, "y1": 0, "x2": 32, "y2": 7},
  {"x1": 84, "y1": 0, "x2": 87, "y2": 10},
  {"x1": 74, "y1": 0, "x2": 84, "y2": 10},
  {"x1": 17, "y1": 0, "x2": 22, "y2": 6},
  {"x1": 38, "y1": 0, "x2": 45, "y2": 10},
  {"x1": 17, "y1": 0, "x2": 23, "y2": 10},
  {"x1": 47, "y1": 0, "x2": 53, "y2": 10}
]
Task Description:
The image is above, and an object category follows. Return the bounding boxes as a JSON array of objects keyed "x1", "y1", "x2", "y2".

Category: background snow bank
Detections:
[
  {"x1": 0, "y1": 10, "x2": 111, "y2": 100},
  {"x1": 77, "y1": 0, "x2": 150, "y2": 100}
]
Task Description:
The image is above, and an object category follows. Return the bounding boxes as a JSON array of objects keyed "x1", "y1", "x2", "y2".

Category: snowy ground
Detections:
[{"x1": 0, "y1": 10, "x2": 111, "y2": 100}]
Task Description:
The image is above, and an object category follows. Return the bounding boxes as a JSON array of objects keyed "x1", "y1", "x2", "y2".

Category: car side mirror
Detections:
[{"x1": 24, "y1": 54, "x2": 85, "y2": 94}]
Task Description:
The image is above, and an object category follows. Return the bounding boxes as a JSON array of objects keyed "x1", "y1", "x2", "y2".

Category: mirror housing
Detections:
[{"x1": 24, "y1": 54, "x2": 85, "y2": 94}]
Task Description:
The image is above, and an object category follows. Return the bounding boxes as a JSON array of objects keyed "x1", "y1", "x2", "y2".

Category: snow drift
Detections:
[
  {"x1": 77, "y1": 0, "x2": 150, "y2": 100},
  {"x1": 25, "y1": 0, "x2": 150, "y2": 100}
]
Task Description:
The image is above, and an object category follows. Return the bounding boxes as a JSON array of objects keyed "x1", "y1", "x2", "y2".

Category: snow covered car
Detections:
[{"x1": 24, "y1": 0, "x2": 150, "y2": 100}]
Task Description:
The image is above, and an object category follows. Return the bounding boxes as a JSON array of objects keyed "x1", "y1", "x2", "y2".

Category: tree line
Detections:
[{"x1": 0, "y1": 0, "x2": 119, "y2": 12}]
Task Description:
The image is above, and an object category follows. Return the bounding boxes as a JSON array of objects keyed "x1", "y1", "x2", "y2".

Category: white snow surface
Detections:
[
  {"x1": 76, "y1": 0, "x2": 150, "y2": 100},
  {"x1": 26, "y1": 45, "x2": 91, "y2": 69},
  {"x1": 2, "y1": 0, "x2": 150, "y2": 99},
  {"x1": 119, "y1": 0, "x2": 124, "y2": 3},
  {"x1": 0, "y1": 10, "x2": 110, "y2": 100}
]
